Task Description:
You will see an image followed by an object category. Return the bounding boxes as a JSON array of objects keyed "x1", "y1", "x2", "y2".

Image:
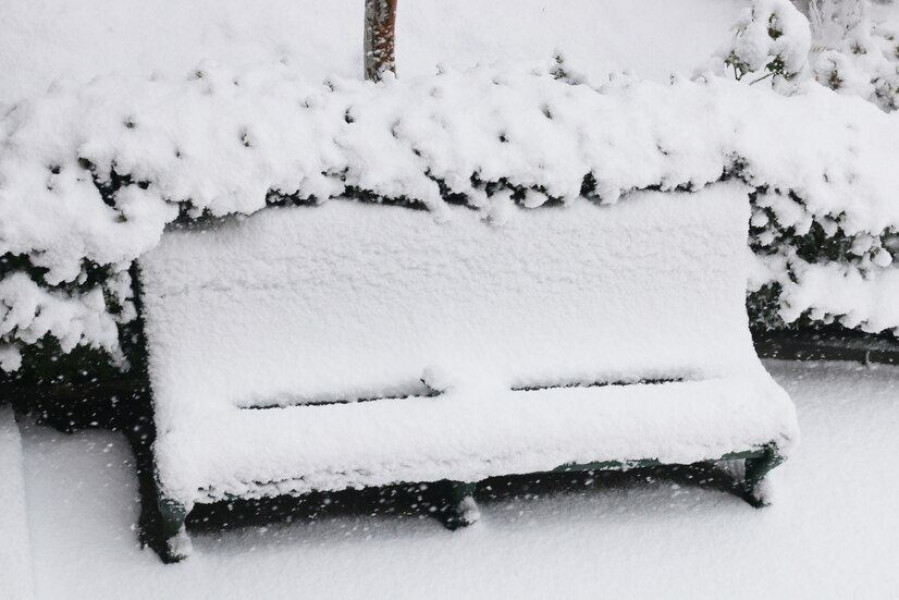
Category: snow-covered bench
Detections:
[{"x1": 139, "y1": 182, "x2": 798, "y2": 562}]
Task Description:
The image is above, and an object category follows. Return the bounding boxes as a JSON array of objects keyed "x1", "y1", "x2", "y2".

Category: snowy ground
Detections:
[
  {"x1": 0, "y1": 0, "x2": 745, "y2": 105},
  {"x1": 0, "y1": 407, "x2": 34, "y2": 600},
  {"x1": 10, "y1": 360, "x2": 899, "y2": 599}
]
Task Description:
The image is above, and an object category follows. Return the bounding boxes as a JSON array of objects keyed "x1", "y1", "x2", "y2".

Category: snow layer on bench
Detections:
[
  {"x1": 141, "y1": 183, "x2": 797, "y2": 504},
  {"x1": 164, "y1": 378, "x2": 796, "y2": 504}
]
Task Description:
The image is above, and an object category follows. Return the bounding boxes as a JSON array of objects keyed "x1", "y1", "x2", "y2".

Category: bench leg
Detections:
[
  {"x1": 741, "y1": 444, "x2": 783, "y2": 508},
  {"x1": 157, "y1": 496, "x2": 192, "y2": 563},
  {"x1": 428, "y1": 480, "x2": 480, "y2": 530}
]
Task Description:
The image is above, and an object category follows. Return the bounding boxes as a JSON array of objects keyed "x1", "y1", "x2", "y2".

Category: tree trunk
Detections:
[{"x1": 364, "y1": 0, "x2": 398, "y2": 81}]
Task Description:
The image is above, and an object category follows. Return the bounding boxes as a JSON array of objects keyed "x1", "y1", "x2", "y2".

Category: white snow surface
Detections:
[
  {"x1": 13, "y1": 360, "x2": 899, "y2": 599},
  {"x1": 4, "y1": 60, "x2": 899, "y2": 364},
  {"x1": 808, "y1": 0, "x2": 899, "y2": 112},
  {"x1": 0, "y1": 273, "x2": 121, "y2": 369},
  {"x1": 5, "y1": 59, "x2": 899, "y2": 279},
  {"x1": 0, "y1": 0, "x2": 745, "y2": 106},
  {"x1": 3, "y1": 15, "x2": 899, "y2": 362},
  {"x1": 140, "y1": 184, "x2": 797, "y2": 506},
  {"x1": 724, "y1": 0, "x2": 812, "y2": 80},
  {"x1": 0, "y1": 406, "x2": 35, "y2": 600},
  {"x1": 780, "y1": 259, "x2": 899, "y2": 330}
]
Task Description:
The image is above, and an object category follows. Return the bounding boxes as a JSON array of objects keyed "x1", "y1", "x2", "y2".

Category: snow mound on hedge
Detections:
[
  {"x1": 809, "y1": 0, "x2": 899, "y2": 112},
  {"x1": 2, "y1": 60, "x2": 899, "y2": 366},
  {"x1": 715, "y1": 0, "x2": 899, "y2": 111},
  {"x1": 721, "y1": 0, "x2": 812, "y2": 85}
]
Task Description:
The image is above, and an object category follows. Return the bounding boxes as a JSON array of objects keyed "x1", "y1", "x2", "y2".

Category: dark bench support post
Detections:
[
  {"x1": 428, "y1": 480, "x2": 480, "y2": 530},
  {"x1": 158, "y1": 495, "x2": 191, "y2": 563},
  {"x1": 741, "y1": 444, "x2": 783, "y2": 507}
]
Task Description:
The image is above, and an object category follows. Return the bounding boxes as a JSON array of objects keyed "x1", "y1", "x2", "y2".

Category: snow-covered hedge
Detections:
[
  {"x1": 1, "y1": 59, "x2": 899, "y2": 370},
  {"x1": 719, "y1": 0, "x2": 899, "y2": 110},
  {"x1": 720, "y1": 0, "x2": 812, "y2": 88},
  {"x1": 809, "y1": 0, "x2": 899, "y2": 112}
]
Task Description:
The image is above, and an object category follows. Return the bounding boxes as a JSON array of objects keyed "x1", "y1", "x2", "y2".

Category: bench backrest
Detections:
[{"x1": 140, "y1": 182, "x2": 762, "y2": 413}]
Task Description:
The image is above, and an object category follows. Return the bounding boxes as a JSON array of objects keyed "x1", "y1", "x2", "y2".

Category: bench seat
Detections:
[{"x1": 157, "y1": 377, "x2": 794, "y2": 504}]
